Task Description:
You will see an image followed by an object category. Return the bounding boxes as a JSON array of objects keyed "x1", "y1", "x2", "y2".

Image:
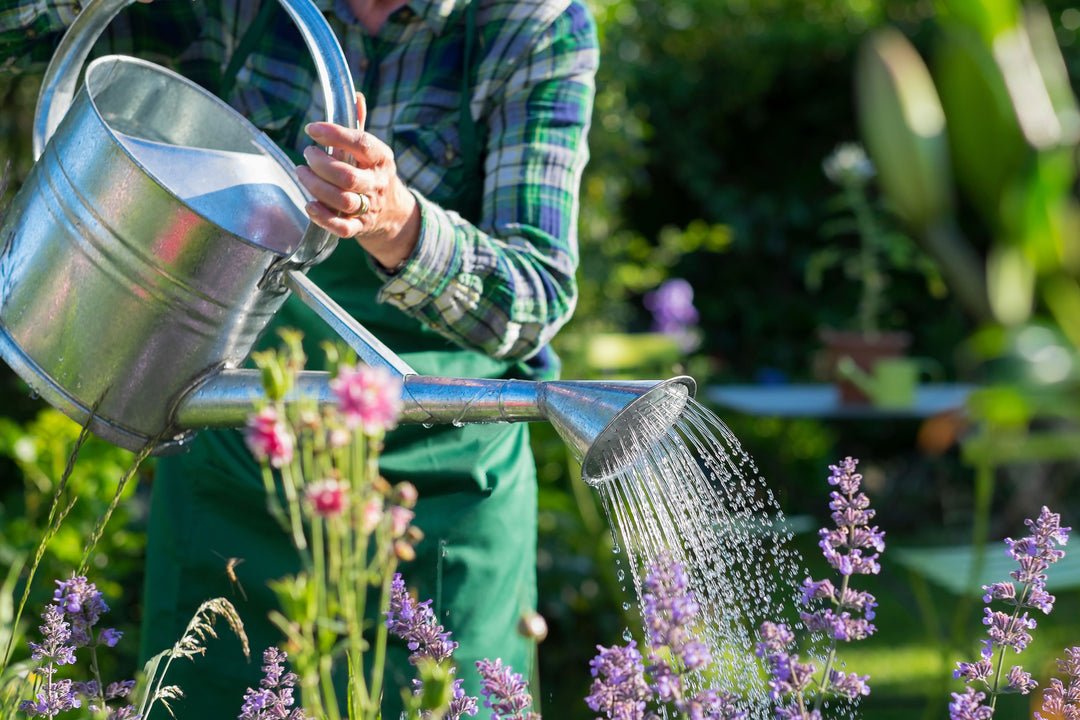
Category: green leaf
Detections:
[
  {"x1": 939, "y1": 0, "x2": 1020, "y2": 45},
  {"x1": 933, "y1": 23, "x2": 1026, "y2": 229},
  {"x1": 856, "y1": 27, "x2": 954, "y2": 235}
]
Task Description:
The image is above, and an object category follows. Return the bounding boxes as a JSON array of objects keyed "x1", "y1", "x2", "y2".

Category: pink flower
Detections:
[
  {"x1": 306, "y1": 479, "x2": 349, "y2": 518},
  {"x1": 244, "y1": 407, "x2": 294, "y2": 468},
  {"x1": 390, "y1": 506, "x2": 415, "y2": 538},
  {"x1": 330, "y1": 365, "x2": 403, "y2": 435},
  {"x1": 360, "y1": 497, "x2": 384, "y2": 533}
]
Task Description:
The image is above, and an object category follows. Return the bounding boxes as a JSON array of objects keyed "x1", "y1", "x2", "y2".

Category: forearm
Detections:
[{"x1": 376, "y1": 191, "x2": 580, "y2": 361}]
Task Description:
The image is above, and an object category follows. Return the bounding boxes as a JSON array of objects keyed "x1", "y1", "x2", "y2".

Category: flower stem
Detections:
[{"x1": 813, "y1": 572, "x2": 850, "y2": 713}]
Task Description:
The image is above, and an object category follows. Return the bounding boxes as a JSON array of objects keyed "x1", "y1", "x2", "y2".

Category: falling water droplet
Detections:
[
  {"x1": 622, "y1": 601, "x2": 631, "y2": 611},
  {"x1": 622, "y1": 627, "x2": 633, "y2": 642},
  {"x1": 28, "y1": 389, "x2": 39, "y2": 400},
  {"x1": 422, "y1": 423, "x2": 433, "y2": 429},
  {"x1": 591, "y1": 396, "x2": 807, "y2": 720}
]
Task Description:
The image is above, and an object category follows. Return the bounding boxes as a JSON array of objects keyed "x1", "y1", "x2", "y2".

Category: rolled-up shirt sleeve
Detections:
[
  {"x1": 0, "y1": 0, "x2": 80, "y2": 72},
  {"x1": 375, "y1": 1, "x2": 598, "y2": 363}
]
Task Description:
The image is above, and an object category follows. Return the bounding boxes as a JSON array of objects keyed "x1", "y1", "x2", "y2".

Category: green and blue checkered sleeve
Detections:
[
  {"x1": 0, "y1": 0, "x2": 80, "y2": 73},
  {"x1": 375, "y1": 0, "x2": 598, "y2": 362}
]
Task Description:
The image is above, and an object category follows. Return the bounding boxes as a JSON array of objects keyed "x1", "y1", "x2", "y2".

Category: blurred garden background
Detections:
[{"x1": 4, "y1": 0, "x2": 1080, "y2": 718}]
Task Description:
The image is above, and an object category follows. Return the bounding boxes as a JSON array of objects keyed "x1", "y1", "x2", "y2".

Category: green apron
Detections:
[{"x1": 140, "y1": 7, "x2": 542, "y2": 716}]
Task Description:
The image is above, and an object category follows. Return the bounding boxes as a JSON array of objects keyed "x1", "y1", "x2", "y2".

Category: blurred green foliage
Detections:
[
  {"x1": 0, "y1": 408, "x2": 148, "y2": 683},
  {"x1": 5, "y1": 0, "x2": 1080, "y2": 718}
]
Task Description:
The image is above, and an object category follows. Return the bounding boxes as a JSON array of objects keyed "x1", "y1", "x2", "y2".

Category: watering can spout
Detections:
[
  {"x1": 835, "y1": 356, "x2": 878, "y2": 397},
  {"x1": 175, "y1": 371, "x2": 697, "y2": 485}
]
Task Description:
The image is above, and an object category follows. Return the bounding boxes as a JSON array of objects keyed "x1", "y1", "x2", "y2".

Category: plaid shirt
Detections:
[{"x1": 0, "y1": 0, "x2": 598, "y2": 362}]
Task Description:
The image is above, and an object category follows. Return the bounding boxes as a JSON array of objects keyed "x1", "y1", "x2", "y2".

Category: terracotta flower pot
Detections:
[{"x1": 819, "y1": 328, "x2": 912, "y2": 404}]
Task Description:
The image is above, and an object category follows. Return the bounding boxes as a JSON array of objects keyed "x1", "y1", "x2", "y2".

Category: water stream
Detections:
[{"x1": 592, "y1": 396, "x2": 806, "y2": 717}]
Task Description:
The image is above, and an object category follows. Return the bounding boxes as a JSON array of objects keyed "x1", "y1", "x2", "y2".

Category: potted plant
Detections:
[{"x1": 807, "y1": 141, "x2": 943, "y2": 403}]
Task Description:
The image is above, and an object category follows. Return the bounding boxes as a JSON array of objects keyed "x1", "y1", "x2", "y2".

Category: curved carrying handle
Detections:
[{"x1": 33, "y1": 0, "x2": 357, "y2": 266}]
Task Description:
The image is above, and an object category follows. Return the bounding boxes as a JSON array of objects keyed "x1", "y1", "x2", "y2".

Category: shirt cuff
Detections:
[{"x1": 375, "y1": 191, "x2": 461, "y2": 311}]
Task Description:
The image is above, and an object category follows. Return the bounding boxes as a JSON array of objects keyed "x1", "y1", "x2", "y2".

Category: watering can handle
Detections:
[{"x1": 32, "y1": 0, "x2": 358, "y2": 266}]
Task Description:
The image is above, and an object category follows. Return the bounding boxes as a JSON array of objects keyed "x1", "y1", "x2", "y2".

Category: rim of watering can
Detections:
[
  {"x1": 33, "y1": 0, "x2": 358, "y2": 270},
  {"x1": 579, "y1": 376, "x2": 696, "y2": 487}
]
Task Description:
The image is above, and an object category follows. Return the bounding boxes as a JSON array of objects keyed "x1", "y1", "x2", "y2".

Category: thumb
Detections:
[{"x1": 355, "y1": 92, "x2": 368, "y2": 132}]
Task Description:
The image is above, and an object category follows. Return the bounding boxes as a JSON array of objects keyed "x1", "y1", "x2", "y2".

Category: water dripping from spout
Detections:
[{"x1": 592, "y1": 396, "x2": 806, "y2": 720}]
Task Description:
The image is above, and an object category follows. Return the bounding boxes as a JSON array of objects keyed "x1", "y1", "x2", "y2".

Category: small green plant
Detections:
[{"x1": 807, "y1": 142, "x2": 944, "y2": 336}]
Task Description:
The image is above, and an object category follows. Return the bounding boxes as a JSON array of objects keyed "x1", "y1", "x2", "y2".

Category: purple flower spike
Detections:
[
  {"x1": 642, "y1": 552, "x2": 712, "y2": 672},
  {"x1": 827, "y1": 670, "x2": 871, "y2": 699},
  {"x1": 585, "y1": 642, "x2": 651, "y2": 720},
  {"x1": 681, "y1": 689, "x2": 747, "y2": 720},
  {"x1": 238, "y1": 647, "x2": 307, "y2": 720},
  {"x1": 955, "y1": 507, "x2": 1073, "y2": 712},
  {"x1": 476, "y1": 658, "x2": 534, "y2": 720},
  {"x1": 447, "y1": 677, "x2": 480, "y2": 720},
  {"x1": 53, "y1": 575, "x2": 109, "y2": 647},
  {"x1": 385, "y1": 573, "x2": 458, "y2": 664},
  {"x1": 28, "y1": 605, "x2": 77, "y2": 666},
  {"x1": 644, "y1": 278, "x2": 699, "y2": 335},
  {"x1": 948, "y1": 687, "x2": 993, "y2": 720},
  {"x1": 18, "y1": 677, "x2": 82, "y2": 718}
]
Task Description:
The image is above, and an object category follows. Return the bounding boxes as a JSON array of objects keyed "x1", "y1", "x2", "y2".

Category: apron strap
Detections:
[
  {"x1": 219, "y1": 0, "x2": 281, "y2": 100},
  {"x1": 454, "y1": 0, "x2": 486, "y2": 224}
]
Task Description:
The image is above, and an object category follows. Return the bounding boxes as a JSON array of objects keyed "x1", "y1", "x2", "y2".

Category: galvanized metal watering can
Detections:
[{"x1": 0, "y1": 0, "x2": 695, "y2": 485}]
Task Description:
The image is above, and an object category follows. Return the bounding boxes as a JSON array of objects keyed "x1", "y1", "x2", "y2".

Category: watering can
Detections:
[
  {"x1": 0, "y1": 0, "x2": 695, "y2": 486},
  {"x1": 835, "y1": 355, "x2": 939, "y2": 409}
]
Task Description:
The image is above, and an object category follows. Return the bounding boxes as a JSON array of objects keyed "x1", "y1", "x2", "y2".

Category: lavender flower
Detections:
[
  {"x1": 799, "y1": 458, "x2": 881, "y2": 645},
  {"x1": 446, "y1": 677, "x2": 480, "y2": 720},
  {"x1": 17, "y1": 673, "x2": 81, "y2": 718},
  {"x1": 644, "y1": 279, "x2": 699, "y2": 335},
  {"x1": 759, "y1": 457, "x2": 879, "y2": 716},
  {"x1": 753, "y1": 623, "x2": 815, "y2": 703},
  {"x1": 385, "y1": 573, "x2": 458, "y2": 664},
  {"x1": 637, "y1": 553, "x2": 744, "y2": 719},
  {"x1": 585, "y1": 642, "x2": 651, "y2": 720},
  {"x1": 19, "y1": 602, "x2": 83, "y2": 718},
  {"x1": 680, "y1": 689, "x2": 745, "y2": 720},
  {"x1": 817, "y1": 457, "x2": 885, "y2": 578},
  {"x1": 953, "y1": 506, "x2": 1070, "y2": 715},
  {"x1": 1035, "y1": 647, "x2": 1080, "y2": 719},
  {"x1": 476, "y1": 658, "x2": 536, "y2": 720},
  {"x1": 408, "y1": 670, "x2": 479, "y2": 720},
  {"x1": 827, "y1": 670, "x2": 871, "y2": 700},
  {"x1": 53, "y1": 574, "x2": 116, "y2": 647},
  {"x1": 643, "y1": 278, "x2": 701, "y2": 352},
  {"x1": 642, "y1": 551, "x2": 712, "y2": 674},
  {"x1": 27, "y1": 605, "x2": 77, "y2": 666},
  {"x1": 948, "y1": 687, "x2": 993, "y2": 720},
  {"x1": 238, "y1": 647, "x2": 307, "y2": 720},
  {"x1": 772, "y1": 705, "x2": 822, "y2": 720}
]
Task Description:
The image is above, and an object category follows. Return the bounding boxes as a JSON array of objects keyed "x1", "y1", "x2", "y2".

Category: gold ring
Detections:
[{"x1": 355, "y1": 192, "x2": 370, "y2": 217}]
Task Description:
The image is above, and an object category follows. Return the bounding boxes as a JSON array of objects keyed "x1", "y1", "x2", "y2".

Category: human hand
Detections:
[{"x1": 298, "y1": 93, "x2": 421, "y2": 271}]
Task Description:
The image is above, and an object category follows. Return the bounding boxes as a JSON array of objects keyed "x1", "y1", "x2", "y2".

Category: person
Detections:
[{"x1": 0, "y1": 0, "x2": 599, "y2": 716}]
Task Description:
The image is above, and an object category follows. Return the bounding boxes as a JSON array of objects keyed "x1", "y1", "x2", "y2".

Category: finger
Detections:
[
  {"x1": 356, "y1": 92, "x2": 368, "y2": 132},
  {"x1": 304, "y1": 197, "x2": 364, "y2": 239},
  {"x1": 301, "y1": 146, "x2": 365, "y2": 193},
  {"x1": 305, "y1": 122, "x2": 390, "y2": 169},
  {"x1": 296, "y1": 164, "x2": 371, "y2": 216}
]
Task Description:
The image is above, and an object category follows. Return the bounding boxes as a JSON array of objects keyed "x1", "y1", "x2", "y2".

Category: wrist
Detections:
[{"x1": 365, "y1": 182, "x2": 421, "y2": 271}]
